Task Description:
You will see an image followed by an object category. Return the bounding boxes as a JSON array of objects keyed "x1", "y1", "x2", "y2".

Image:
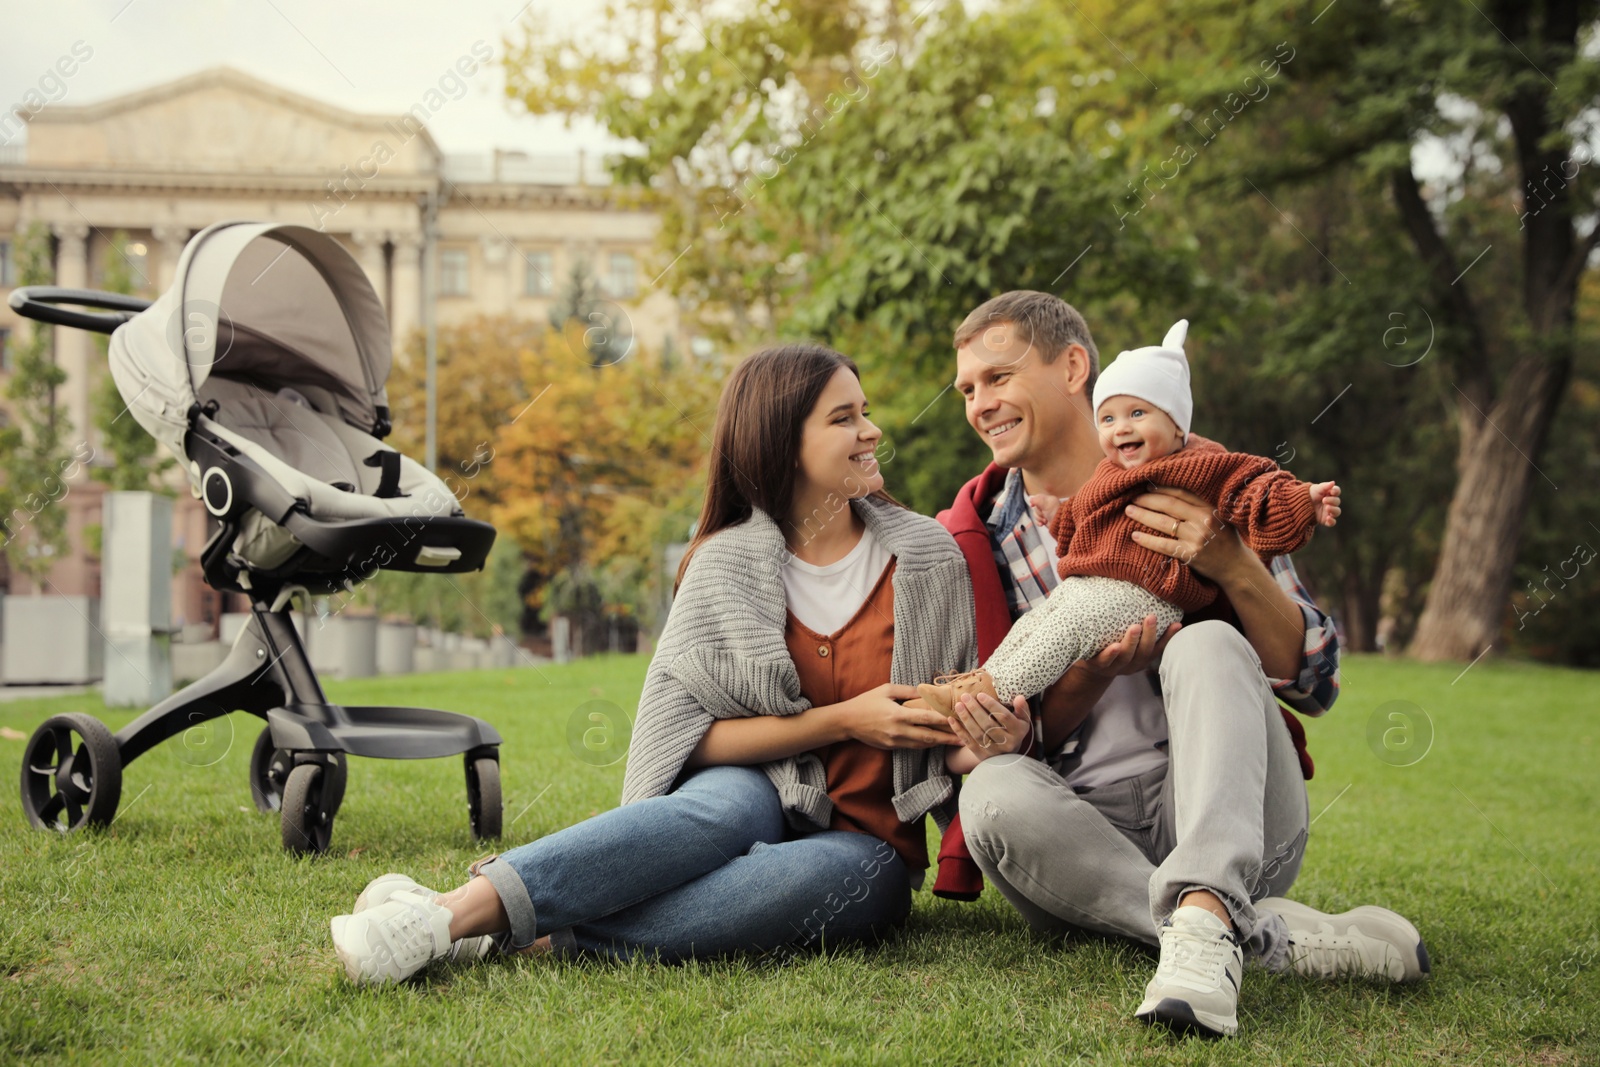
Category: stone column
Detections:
[
  {"x1": 52, "y1": 223, "x2": 93, "y2": 459},
  {"x1": 351, "y1": 230, "x2": 388, "y2": 308},
  {"x1": 480, "y1": 233, "x2": 511, "y2": 310},
  {"x1": 152, "y1": 224, "x2": 189, "y2": 292},
  {"x1": 389, "y1": 231, "x2": 422, "y2": 357}
]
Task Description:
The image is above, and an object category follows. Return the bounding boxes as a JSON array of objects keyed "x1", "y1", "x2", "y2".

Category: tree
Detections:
[
  {"x1": 0, "y1": 222, "x2": 87, "y2": 594},
  {"x1": 382, "y1": 314, "x2": 717, "y2": 640},
  {"x1": 1167, "y1": 0, "x2": 1600, "y2": 660}
]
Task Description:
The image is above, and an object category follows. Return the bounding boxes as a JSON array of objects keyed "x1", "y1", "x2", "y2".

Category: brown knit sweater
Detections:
[{"x1": 1047, "y1": 433, "x2": 1318, "y2": 612}]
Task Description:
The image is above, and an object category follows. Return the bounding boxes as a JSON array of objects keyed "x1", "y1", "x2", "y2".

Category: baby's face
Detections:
[{"x1": 1097, "y1": 395, "x2": 1185, "y2": 470}]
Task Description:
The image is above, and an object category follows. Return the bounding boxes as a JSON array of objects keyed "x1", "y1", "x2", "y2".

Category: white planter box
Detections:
[
  {"x1": 3, "y1": 595, "x2": 104, "y2": 684},
  {"x1": 171, "y1": 640, "x2": 228, "y2": 684},
  {"x1": 376, "y1": 621, "x2": 416, "y2": 675},
  {"x1": 413, "y1": 647, "x2": 442, "y2": 673}
]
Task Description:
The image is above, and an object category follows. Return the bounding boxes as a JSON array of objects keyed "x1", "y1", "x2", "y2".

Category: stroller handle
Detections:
[{"x1": 8, "y1": 286, "x2": 152, "y2": 335}]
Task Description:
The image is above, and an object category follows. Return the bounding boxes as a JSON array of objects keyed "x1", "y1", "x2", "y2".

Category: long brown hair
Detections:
[{"x1": 675, "y1": 343, "x2": 900, "y2": 590}]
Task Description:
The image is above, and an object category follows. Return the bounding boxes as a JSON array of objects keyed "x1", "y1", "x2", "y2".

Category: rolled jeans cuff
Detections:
[{"x1": 471, "y1": 853, "x2": 538, "y2": 950}]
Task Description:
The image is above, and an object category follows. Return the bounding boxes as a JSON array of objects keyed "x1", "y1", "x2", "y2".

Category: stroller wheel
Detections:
[
  {"x1": 281, "y1": 762, "x2": 334, "y2": 855},
  {"x1": 20, "y1": 714, "x2": 123, "y2": 833},
  {"x1": 465, "y1": 755, "x2": 502, "y2": 840},
  {"x1": 250, "y1": 728, "x2": 346, "y2": 817}
]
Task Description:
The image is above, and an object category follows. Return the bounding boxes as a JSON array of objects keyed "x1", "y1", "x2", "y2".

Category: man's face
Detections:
[{"x1": 954, "y1": 320, "x2": 1089, "y2": 470}]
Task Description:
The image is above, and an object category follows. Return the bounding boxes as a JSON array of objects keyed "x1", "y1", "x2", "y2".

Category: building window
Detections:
[
  {"x1": 439, "y1": 249, "x2": 470, "y2": 296},
  {"x1": 0, "y1": 239, "x2": 13, "y2": 287},
  {"x1": 604, "y1": 251, "x2": 638, "y2": 299},
  {"x1": 523, "y1": 250, "x2": 554, "y2": 297}
]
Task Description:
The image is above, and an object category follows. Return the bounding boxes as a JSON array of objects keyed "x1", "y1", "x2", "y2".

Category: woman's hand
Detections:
[
  {"x1": 946, "y1": 691, "x2": 1031, "y2": 766},
  {"x1": 1125, "y1": 485, "x2": 1250, "y2": 583},
  {"x1": 837, "y1": 684, "x2": 962, "y2": 750}
]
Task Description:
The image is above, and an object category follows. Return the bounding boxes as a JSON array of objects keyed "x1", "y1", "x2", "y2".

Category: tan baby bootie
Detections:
[{"x1": 911, "y1": 669, "x2": 1000, "y2": 716}]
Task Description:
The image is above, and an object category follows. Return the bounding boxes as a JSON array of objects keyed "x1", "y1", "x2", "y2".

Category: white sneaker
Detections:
[
  {"x1": 352, "y1": 873, "x2": 497, "y2": 964},
  {"x1": 354, "y1": 872, "x2": 428, "y2": 914},
  {"x1": 1260, "y1": 897, "x2": 1431, "y2": 982},
  {"x1": 1135, "y1": 906, "x2": 1243, "y2": 1039},
  {"x1": 331, "y1": 888, "x2": 455, "y2": 985}
]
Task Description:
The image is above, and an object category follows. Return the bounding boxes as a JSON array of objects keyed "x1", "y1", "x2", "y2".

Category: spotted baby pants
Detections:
[{"x1": 984, "y1": 576, "x2": 1186, "y2": 702}]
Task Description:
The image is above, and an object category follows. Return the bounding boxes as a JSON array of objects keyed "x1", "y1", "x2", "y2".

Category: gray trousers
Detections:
[{"x1": 959, "y1": 620, "x2": 1308, "y2": 969}]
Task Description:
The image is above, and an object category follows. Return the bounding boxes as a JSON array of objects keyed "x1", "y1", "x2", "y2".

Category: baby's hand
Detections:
[
  {"x1": 1028, "y1": 493, "x2": 1062, "y2": 526},
  {"x1": 1310, "y1": 481, "x2": 1341, "y2": 526}
]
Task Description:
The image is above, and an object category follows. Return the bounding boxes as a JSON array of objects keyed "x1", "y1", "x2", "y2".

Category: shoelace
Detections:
[
  {"x1": 1155, "y1": 923, "x2": 1237, "y2": 992},
  {"x1": 381, "y1": 898, "x2": 443, "y2": 970},
  {"x1": 1289, "y1": 930, "x2": 1389, "y2": 979}
]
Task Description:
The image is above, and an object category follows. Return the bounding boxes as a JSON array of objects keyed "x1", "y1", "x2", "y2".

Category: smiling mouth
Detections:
[
  {"x1": 987, "y1": 419, "x2": 1021, "y2": 438},
  {"x1": 851, "y1": 450, "x2": 879, "y2": 465},
  {"x1": 1117, "y1": 441, "x2": 1144, "y2": 457}
]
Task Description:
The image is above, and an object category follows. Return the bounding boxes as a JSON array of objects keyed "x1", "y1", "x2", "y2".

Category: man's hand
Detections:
[
  {"x1": 1310, "y1": 481, "x2": 1342, "y2": 526},
  {"x1": 946, "y1": 691, "x2": 1031, "y2": 765},
  {"x1": 1125, "y1": 485, "x2": 1251, "y2": 583},
  {"x1": 1080, "y1": 613, "x2": 1182, "y2": 678}
]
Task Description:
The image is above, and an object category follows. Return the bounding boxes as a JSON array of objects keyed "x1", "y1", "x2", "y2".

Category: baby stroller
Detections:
[{"x1": 12, "y1": 221, "x2": 504, "y2": 854}]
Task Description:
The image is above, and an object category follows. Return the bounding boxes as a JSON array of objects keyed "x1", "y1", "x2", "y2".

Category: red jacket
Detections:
[{"x1": 929, "y1": 462, "x2": 1313, "y2": 902}]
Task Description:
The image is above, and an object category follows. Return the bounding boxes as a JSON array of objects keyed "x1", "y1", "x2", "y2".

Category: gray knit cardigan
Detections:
[{"x1": 620, "y1": 495, "x2": 978, "y2": 844}]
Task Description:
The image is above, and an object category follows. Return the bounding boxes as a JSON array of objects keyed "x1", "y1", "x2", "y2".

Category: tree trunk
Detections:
[
  {"x1": 1338, "y1": 566, "x2": 1381, "y2": 654},
  {"x1": 1408, "y1": 352, "x2": 1571, "y2": 660}
]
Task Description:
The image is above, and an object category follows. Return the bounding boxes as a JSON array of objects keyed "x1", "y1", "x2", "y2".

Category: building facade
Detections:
[{"x1": 0, "y1": 67, "x2": 679, "y2": 632}]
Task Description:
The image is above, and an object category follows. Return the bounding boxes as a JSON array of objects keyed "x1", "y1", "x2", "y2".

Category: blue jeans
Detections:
[{"x1": 473, "y1": 765, "x2": 912, "y2": 961}]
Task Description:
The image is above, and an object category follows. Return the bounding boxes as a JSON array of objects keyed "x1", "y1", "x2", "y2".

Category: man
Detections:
[{"x1": 937, "y1": 290, "x2": 1429, "y2": 1039}]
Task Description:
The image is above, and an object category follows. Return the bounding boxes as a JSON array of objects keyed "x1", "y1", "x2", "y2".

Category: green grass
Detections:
[{"x1": 1, "y1": 653, "x2": 1596, "y2": 1065}]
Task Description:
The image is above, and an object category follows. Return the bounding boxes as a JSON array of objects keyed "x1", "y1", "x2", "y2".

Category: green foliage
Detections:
[
  {"x1": 503, "y1": 0, "x2": 1600, "y2": 661},
  {"x1": 90, "y1": 232, "x2": 173, "y2": 493},
  {"x1": 0, "y1": 222, "x2": 80, "y2": 594}
]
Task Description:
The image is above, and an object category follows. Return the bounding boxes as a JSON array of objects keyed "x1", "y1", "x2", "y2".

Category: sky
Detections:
[{"x1": 0, "y1": 0, "x2": 620, "y2": 156}]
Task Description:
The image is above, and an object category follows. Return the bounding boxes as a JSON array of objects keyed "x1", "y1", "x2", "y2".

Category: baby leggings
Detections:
[{"x1": 985, "y1": 575, "x2": 1186, "y2": 702}]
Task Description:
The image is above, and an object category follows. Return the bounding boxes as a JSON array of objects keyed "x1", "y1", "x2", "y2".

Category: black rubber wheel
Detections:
[
  {"x1": 249, "y1": 728, "x2": 346, "y2": 816},
  {"x1": 281, "y1": 762, "x2": 333, "y2": 855},
  {"x1": 20, "y1": 713, "x2": 123, "y2": 833},
  {"x1": 465, "y1": 755, "x2": 501, "y2": 840}
]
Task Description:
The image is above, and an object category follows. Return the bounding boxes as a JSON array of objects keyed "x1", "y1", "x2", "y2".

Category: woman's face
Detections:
[{"x1": 795, "y1": 367, "x2": 884, "y2": 503}]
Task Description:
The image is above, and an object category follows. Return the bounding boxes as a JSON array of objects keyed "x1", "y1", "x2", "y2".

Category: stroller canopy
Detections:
[{"x1": 110, "y1": 222, "x2": 392, "y2": 466}]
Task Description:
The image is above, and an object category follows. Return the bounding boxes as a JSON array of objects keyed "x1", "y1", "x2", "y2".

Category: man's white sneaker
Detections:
[
  {"x1": 331, "y1": 888, "x2": 455, "y2": 985},
  {"x1": 1135, "y1": 905, "x2": 1243, "y2": 1039},
  {"x1": 351, "y1": 873, "x2": 498, "y2": 964},
  {"x1": 1259, "y1": 897, "x2": 1431, "y2": 982}
]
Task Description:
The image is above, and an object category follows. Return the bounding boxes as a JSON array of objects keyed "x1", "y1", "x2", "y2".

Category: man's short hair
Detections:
[{"x1": 953, "y1": 290, "x2": 1101, "y2": 391}]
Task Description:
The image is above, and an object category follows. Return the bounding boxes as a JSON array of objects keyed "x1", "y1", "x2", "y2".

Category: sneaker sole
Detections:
[
  {"x1": 1136, "y1": 997, "x2": 1237, "y2": 1039},
  {"x1": 1265, "y1": 898, "x2": 1431, "y2": 981}
]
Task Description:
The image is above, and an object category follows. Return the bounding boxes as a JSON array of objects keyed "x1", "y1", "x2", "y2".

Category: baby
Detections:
[{"x1": 920, "y1": 319, "x2": 1341, "y2": 720}]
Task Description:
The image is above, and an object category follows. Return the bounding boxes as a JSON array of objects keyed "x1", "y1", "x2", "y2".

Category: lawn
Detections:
[{"x1": 1, "y1": 653, "x2": 1596, "y2": 1065}]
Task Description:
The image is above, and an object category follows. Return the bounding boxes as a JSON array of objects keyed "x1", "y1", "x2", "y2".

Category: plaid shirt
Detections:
[{"x1": 987, "y1": 468, "x2": 1340, "y2": 715}]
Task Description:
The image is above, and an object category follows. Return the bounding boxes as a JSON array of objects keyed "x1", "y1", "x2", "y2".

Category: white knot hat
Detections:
[{"x1": 1092, "y1": 319, "x2": 1193, "y2": 437}]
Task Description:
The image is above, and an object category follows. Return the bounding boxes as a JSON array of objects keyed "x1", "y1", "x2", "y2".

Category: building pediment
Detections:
[{"x1": 24, "y1": 67, "x2": 440, "y2": 176}]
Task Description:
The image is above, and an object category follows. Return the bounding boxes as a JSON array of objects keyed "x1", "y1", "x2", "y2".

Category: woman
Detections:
[{"x1": 330, "y1": 344, "x2": 1028, "y2": 984}]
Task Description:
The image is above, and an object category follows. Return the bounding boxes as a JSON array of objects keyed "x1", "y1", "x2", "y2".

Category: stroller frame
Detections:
[{"x1": 13, "y1": 285, "x2": 504, "y2": 854}]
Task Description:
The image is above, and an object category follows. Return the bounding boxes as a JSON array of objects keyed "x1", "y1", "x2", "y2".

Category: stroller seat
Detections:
[
  {"x1": 12, "y1": 221, "x2": 506, "y2": 854},
  {"x1": 194, "y1": 374, "x2": 467, "y2": 572}
]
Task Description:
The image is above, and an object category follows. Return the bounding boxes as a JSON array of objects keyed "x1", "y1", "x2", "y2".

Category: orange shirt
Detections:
[{"x1": 784, "y1": 558, "x2": 928, "y2": 871}]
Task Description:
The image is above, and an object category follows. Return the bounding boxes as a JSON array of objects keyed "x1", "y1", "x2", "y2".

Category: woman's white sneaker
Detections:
[
  {"x1": 351, "y1": 873, "x2": 497, "y2": 964},
  {"x1": 331, "y1": 888, "x2": 455, "y2": 985},
  {"x1": 1135, "y1": 905, "x2": 1244, "y2": 1039},
  {"x1": 1259, "y1": 897, "x2": 1431, "y2": 982}
]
